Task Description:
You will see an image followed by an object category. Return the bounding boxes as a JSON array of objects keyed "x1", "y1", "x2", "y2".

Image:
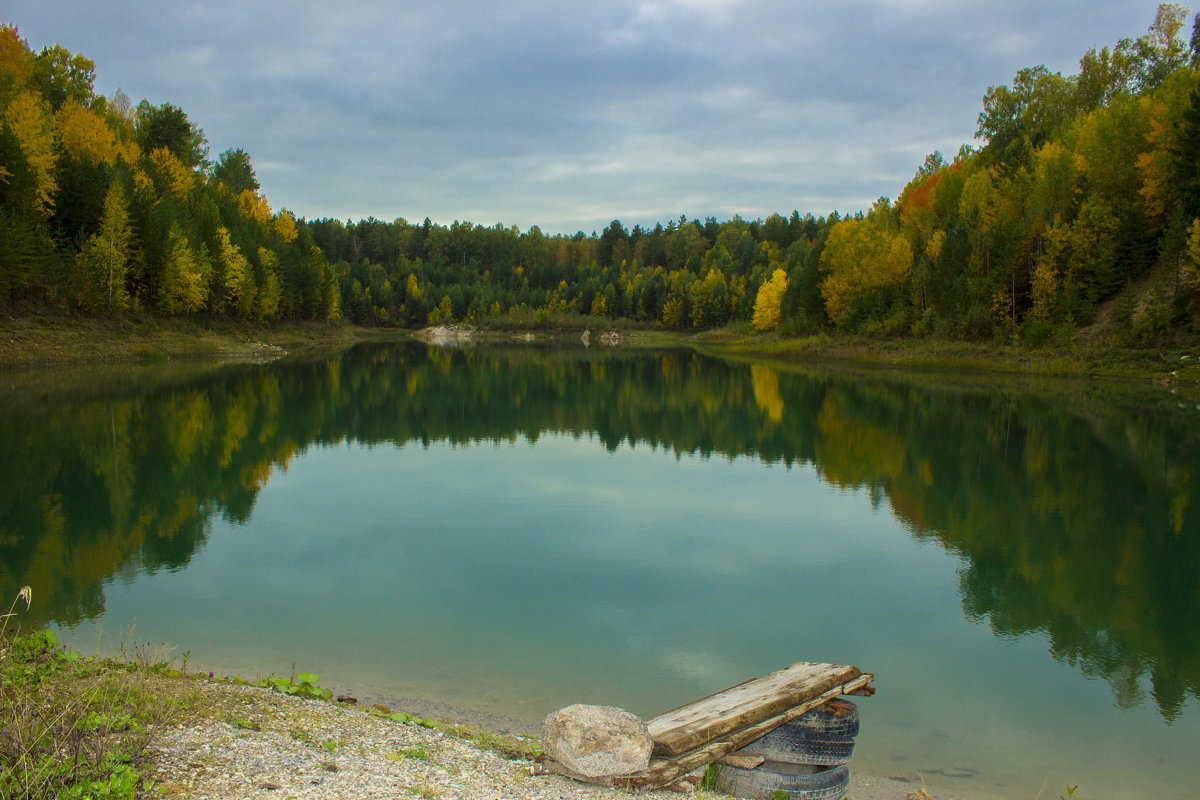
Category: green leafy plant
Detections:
[
  {"x1": 85, "y1": 711, "x2": 138, "y2": 733},
  {"x1": 378, "y1": 710, "x2": 438, "y2": 728},
  {"x1": 249, "y1": 671, "x2": 334, "y2": 700},
  {"x1": 59, "y1": 763, "x2": 144, "y2": 799},
  {"x1": 1059, "y1": 785, "x2": 1079, "y2": 800}
]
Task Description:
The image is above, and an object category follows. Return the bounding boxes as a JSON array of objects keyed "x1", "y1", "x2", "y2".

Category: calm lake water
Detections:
[{"x1": 2, "y1": 341, "x2": 1198, "y2": 799}]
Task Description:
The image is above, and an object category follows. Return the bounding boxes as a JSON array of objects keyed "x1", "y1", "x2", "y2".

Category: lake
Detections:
[{"x1": 2, "y1": 341, "x2": 1198, "y2": 799}]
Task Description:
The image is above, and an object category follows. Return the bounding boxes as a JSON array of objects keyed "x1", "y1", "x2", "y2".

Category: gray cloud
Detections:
[{"x1": 7, "y1": 0, "x2": 1175, "y2": 233}]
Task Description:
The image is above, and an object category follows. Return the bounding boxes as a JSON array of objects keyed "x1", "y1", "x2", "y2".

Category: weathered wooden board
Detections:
[
  {"x1": 646, "y1": 661, "x2": 862, "y2": 756},
  {"x1": 612, "y1": 670, "x2": 874, "y2": 792}
]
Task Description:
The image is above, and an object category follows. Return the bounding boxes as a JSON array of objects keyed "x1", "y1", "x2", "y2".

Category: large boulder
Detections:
[{"x1": 541, "y1": 704, "x2": 653, "y2": 778}]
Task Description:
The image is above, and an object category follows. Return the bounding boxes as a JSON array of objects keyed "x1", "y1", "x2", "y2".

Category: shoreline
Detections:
[
  {"x1": 6, "y1": 618, "x2": 990, "y2": 800},
  {"x1": 155, "y1": 674, "x2": 980, "y2": 800},
  {"x1": 1, "y1": 310, "x2": 1195, "y2": 389},
  {"x1": 314, "y1": 672, "x2": 1004, "y2": 800},
  {"x1": 359, "y1": 699, "x2": 984, "y2": 800}
]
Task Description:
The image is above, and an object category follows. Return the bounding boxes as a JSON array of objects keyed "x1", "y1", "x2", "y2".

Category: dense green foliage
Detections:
[
  {"x1": 3, "y1": 7, "x2": 1200, "y2": 343},
  {"x1": 1, "y1": 344, "x2": 1197, "y2": 718}
]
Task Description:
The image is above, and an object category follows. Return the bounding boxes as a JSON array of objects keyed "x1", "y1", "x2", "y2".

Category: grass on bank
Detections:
[
  {"x1": 0, "y1": 304, "x2": 370, "y2": 368},
  {"x1": 0, "y1": 587, "x2": 192, "y2": 800},
  {"x1": 688, "y1": 323, "x2": 1200, "y2": 384}
]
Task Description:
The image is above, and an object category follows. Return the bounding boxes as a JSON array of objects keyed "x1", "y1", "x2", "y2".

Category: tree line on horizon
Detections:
[{"x1": 2, "y1": 5, "x2": 1200, "y2": 345}]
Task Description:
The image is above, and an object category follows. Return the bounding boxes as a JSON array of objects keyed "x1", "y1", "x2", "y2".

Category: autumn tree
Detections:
[
  {"x1": 213, "y1": 226, "x2": 255, "y2": 317},
  {"x1": 3, "y1": 90, "x2": 57, "y2": 214},
  {"x1": 255, "y1": 247, "x2": 281, "y2": 320},
  {"x1": 72, "y1": 180, "x2": 132, "y2": 311},
  {"x1": 752, "y1": 268, "x2": 788, "y2": 331},
  {"x1": 0, "y1": 26, "x2": 34, "y2": 98},
  {"x1": 819, "y1": 217, "x2": 913, "y2": 324},
  {"x1": 54, "y1": 99, "x2": 117, "y2": 166},
  {"x1": 158, "y1": 224, "x2": 211, "y2": 314}
]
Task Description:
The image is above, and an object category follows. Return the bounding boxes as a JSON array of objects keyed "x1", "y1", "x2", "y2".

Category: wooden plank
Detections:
[
  {"x1": 646, "y1": 661, "x2": 862, "y2": 756},
  {"x1": 613, "y1": 672, "x2": 873, "y2": 792}
]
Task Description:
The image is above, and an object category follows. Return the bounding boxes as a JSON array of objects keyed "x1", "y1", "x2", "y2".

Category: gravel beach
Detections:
[{"x1": 145, "y1": 680, "x2": 982, "y2": 800}]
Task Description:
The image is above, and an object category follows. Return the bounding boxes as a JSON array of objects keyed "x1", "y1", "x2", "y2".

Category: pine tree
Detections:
[{"x1": 1174, "y1": 81, "x2": 1200, "y2": 222}]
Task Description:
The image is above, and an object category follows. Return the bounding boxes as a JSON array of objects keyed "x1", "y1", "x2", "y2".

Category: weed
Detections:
[
  {"x1": 114, "y1": 625, "x2": 176, "y2": 673},
  {"x1": 0, "y1": 585, "x2": 32, "y2": 633},
  {"x1": 289, "y1": 727, "x2": 312, "y2": 743},
  {"x1": 224, "y1": 714, "x2": 260, "y2": 731},
  {"x1": 371, "y1": 709, "x2": 439, "y2": 728},
  {"x1": 1059, "y1": 785, "x2": 1079, "y2": 800},
  {"x1": 249, "y1": 671, "x2": 334, "y2": 701},
  {"x1": 698, "y1": 762, "x2": 727, "y2": 793},
  {"x1": 434, "y1": 721, "x2": 542, "y2": 761},
  {"x1": 387, "y1": 747, "x2": 429, "y2": 761},
  {"x1": 0, "y1": 587, "x2": 172, "y2": 800},
  {"x1": 321, "y1": 740, "x2": 338, "y2": 753},
  {"x1": 404, "y1": 785, "x2": 438, "y2": 799}
]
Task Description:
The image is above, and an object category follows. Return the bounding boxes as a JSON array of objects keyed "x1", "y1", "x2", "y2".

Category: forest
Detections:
[{"x1": 2, "y1": 4, "x2": 1200, "y2": 345}]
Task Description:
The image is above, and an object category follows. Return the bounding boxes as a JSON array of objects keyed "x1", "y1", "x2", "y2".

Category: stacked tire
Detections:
[{"x1": 719, "y1": 700, "x2": 858, "y2": 800}]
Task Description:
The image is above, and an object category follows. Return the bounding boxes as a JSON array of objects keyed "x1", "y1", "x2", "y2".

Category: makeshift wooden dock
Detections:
[{"x1": 579, "y1": 661, "x2": 874, "y2": 792}]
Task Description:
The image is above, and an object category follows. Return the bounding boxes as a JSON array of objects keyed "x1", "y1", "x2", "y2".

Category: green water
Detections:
[{"x1": 2, "y1": 342, "x2": 1198, "y2": 799}]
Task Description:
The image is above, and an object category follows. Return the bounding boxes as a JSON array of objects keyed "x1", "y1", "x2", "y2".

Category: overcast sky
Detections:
[{"x1": 6, "y1": 1, "x2": 1179, "y2": 234}]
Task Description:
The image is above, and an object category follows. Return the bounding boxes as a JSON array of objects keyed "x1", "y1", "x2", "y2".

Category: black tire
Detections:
[
  {"x1": 718, "y1": 762, "x2": 850, "y2": 800},
  {"x1": 788, "y1": 700, "x2": 859, "y2": 737},
  {"x1": 738, "y1": 726, "x2": 856, "y2": 766}
]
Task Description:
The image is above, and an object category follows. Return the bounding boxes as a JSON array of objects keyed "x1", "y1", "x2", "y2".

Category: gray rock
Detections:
[{"x1": 541, "y1": 704, "x2": 653, "y2": 778}]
